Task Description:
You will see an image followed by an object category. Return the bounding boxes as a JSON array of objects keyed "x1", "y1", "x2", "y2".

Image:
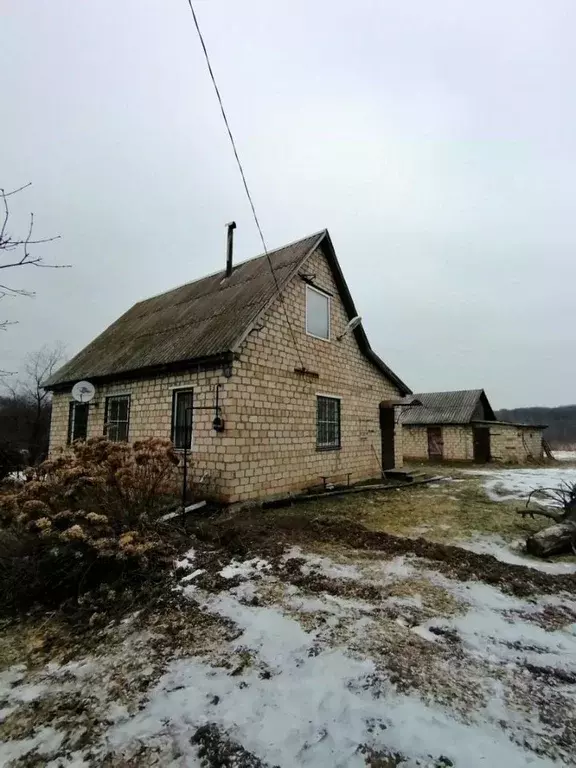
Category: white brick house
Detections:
[{"x1": 45, "y1": 230, "x2": 411, "y2": 502}]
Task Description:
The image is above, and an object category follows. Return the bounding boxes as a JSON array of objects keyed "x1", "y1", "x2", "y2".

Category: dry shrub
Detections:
[{"x1": 0, "y1": 438, "x2": 184, "y2": 614}]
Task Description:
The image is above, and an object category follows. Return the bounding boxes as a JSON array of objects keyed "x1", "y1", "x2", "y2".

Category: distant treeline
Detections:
[{"x1": 496, "y1": 405, "x2": 576, "y2": 446}]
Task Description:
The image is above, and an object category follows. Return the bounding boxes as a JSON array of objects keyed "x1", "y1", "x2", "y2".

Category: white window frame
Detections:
[
  {"x1": 305, "y1": 285, "x2": 331, "y2": 341},
  {"x1": 316, "y1": 394, "x2": 341, "y2": 451}
]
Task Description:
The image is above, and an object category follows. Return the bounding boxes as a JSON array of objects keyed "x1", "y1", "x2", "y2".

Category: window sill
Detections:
[
  {"x1": 316, "y1": 445, "x2": 341, "y2": 452},
  {"x1": 306, "y1": 331, "x2": 331, "y2": 342}
]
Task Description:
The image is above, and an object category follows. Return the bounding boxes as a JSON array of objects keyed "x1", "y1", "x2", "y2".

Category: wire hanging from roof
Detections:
[{"x1": 184, "y1": 1, "x2": 305, "y2": 370}]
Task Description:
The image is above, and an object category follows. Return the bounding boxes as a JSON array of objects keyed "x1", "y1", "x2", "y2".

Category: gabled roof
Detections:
[
  {"x1": 401, "y1": 389, "x2": 495, "y2": 425},
  {"x1": 46, "y1": 229, "x2": 411, "y2": 395}
]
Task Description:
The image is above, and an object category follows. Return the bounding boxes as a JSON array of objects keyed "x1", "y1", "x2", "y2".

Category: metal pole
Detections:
[{"x1": 181, "y1": 407, "x2": 193, "y2": 510}]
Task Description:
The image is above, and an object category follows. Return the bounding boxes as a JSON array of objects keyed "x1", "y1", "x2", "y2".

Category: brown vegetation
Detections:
[{"x1": 0, "y1": 437, "x2": 185, "y2": 615}]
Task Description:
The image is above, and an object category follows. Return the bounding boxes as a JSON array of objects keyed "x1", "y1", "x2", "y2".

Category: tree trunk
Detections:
[{"x1": 526, "y1": 523, "x2": 576, "y2": 557}]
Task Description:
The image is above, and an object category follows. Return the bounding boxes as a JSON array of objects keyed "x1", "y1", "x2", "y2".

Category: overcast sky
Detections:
[{"x1": 1, "y1": 0, "x2": 575, "y2": 408}]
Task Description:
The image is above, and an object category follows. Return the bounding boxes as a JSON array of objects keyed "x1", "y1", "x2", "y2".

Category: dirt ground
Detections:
[{"x1": 2, "y1": 467, "x2": 576, "y2": 767}]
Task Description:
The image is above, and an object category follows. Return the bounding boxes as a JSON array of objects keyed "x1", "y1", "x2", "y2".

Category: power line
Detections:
[{"x1": 185, "y1": 1, "x2": 305, "y2": 370}]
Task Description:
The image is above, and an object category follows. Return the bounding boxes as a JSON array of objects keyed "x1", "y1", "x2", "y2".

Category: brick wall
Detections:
[
  {"x1": 403, "y1": 426, "x2": 428, "y2": 460},
  {"x1": 50, "y1": 368, "x2": 232, "y2": 492},
  {"x1": 223, "y1": 245, "x2": 403, "y2": 502},
  {"x1": 49, "y1": 244, "x2": 404, "y2": 502},
  {"x1": 489, "y1": 424, "x2": 543, "y2": 462},
  {"x1": 403, "y1": 425, "x2": 474, "y2": 461}
]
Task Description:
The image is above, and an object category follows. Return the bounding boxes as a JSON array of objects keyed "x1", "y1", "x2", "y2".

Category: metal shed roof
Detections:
[{"x1": 401, "y1": 389, "x2": 495, "y2": 425}]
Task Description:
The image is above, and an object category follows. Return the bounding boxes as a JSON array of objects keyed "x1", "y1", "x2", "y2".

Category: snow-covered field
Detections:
[
  {"x1": 2, "y1": 543, "x2": 576, "y2": 767},
  {"x1": 553, "y1": 451, "x2": 576, "y2": 462},
  {"x1": 468, "y1": 466, "x2": 576, "y2": 505}
]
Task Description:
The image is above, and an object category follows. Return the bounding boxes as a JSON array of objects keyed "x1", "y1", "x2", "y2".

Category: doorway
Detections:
[
  {"x1": 379, "y1": 405, "x2": 395, "y2": 471},
  {"x1": 473, "y1": 426, "x2": 491, "y2": 462},
  {"x1": 427, "y1": 427, "x2": 444, "y2": 460}
]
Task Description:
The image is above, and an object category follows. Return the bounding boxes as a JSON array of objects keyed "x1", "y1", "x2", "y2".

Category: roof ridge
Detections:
[{"x1": 138, "y1": 229, "x2": 328, "y2": 305}]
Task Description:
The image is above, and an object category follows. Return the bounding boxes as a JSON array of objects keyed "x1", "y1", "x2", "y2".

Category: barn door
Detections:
[
  {"x1": 427, "y1": 427, "x2": 443, "y2": 460},
  {"x1": 379, "y1": 405, "x2": 396, "y2": 471},
  {"x1": 473, "y1": 427, "x2": 491, "y2": 462}
]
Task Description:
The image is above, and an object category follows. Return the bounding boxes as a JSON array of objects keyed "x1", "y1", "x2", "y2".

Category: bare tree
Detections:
[
  {"x1": 0, "y1": 343, "x2": 66, "y2": 463},
  {"x1": 0, "y1": 183, "x2": 62, "y2": 333}
]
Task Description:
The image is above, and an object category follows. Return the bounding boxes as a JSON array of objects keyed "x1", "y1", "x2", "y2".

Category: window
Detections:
[
  {"x1": 316, "y1": 396, "x2": 341, "y2": 450},
  {"x1": 67, "y1": 402, "x2": 89, "y2": 443},
  {"x1": 171, "y1": 389, "x2": 194, "y2": 449},
  {"x1": 104, "y1": 395, "x2": 130, "y2": 442},
  {"x1": 306, "y1": 285, "x2": 330, "y2": 340}
]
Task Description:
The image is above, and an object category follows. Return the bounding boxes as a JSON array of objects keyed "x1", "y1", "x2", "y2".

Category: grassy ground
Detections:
[{"x1": 292, "y1": 468, "x2": 542, "y2": 544}]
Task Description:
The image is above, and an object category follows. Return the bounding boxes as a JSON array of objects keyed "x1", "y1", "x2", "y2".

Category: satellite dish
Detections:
[
  {"x1": 337, "y1": 316, "x2": 362, "y2": 341},
  {"x1": 346, "y1": 316, "x2": 362, "y2": 332},
  {"x1": 72, "y1": 380, "x2": 96, "y2": 403}
]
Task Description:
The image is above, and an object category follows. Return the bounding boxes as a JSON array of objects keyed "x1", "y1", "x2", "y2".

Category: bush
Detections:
[
  {"x1": 0, "y1": 442, "x2": 24, "y2": 483},
  {"x1": 0, "y1": 437, "x2": 184, "y2": 614}
]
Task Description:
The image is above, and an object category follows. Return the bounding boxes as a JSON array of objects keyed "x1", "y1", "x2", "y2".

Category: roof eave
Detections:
[{"x1": 43, "y1": 351, "x2": 234, "y2": 392}]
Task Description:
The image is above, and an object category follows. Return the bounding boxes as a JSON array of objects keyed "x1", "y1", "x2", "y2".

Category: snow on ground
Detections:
[
  {"x1": 468, "y1": 466, "x2": 576, "y2": 504},
  {"x1": 2, "y1": 547, "x2": 576, "y2": 766},
  {"x1": 553, "y1": 451, "x2": 576, "y2": 462},
  {"x1": 458, "y1": 534, "x2": 576, "y2": 574}
]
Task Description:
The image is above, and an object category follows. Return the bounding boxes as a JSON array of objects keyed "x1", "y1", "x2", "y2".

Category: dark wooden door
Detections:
[
  {"x1": 473, "y1": 427, "x2": 491, "y2": 462},
  {"x1": 379, "y1": 406, "x2": 395, "y2": 471},
  {"x1": 427, "y1": 427, "x2": 443, "y2": 460}
]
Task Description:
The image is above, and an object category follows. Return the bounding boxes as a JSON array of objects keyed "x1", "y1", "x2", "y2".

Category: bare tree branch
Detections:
[{"x1": 0, "y1": 183, "x2": 65, "y2": 328}]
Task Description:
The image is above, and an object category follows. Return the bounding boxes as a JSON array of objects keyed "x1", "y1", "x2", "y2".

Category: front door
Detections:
[
  {"x1": 427, "y1": 427, "x2": 443, "y2": 460},
  {"x1": 379, "y1": 405, "x2": 395, "y2": 472},
  {"x1": 473, "y1": 426, "x2": 491, "y2": 462}
]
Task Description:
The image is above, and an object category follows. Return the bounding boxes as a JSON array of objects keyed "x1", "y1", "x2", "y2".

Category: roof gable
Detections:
[
  {"x1": 45, "y1": 229, "x2": 410, "y2": 395},
  {"x1": 401, "y1": 389, "x2": 495, "y2": 425}
]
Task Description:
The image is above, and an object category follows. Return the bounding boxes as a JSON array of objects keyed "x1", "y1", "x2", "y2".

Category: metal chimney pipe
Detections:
[{"x1": 225, "y1": 221, "x2": 237, "y2": 277}]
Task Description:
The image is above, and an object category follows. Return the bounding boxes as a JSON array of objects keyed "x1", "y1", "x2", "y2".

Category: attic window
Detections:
[{"x1": 306, "y1": 285, "x2": 330, "y2": 340}]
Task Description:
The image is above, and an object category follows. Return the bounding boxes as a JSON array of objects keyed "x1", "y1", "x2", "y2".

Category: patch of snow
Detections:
[
  {"x1": 459, "y1": 535, "x2": 576, "y2": 574},
  {"x1": 469, "y1": 467, "x2": 576, "y2": 505},
  {"x1": 411, "y1": 625, "x2": 439, "y2": 643},
  {"x1": 108, "y1": 580, "x2": 559, "y2": 768},
  {"x1": 553, "y1": 451, "x2": 576, "y2": 462},
  {"x1": 174, "y1": 548, "x2": 196, "y2": 570},
  {"x1": 219, "y1": 557, "x2": 271, "y2": 580},
  {"x1": 0, "y1": 727, "x2": 64, "y2": 765}
]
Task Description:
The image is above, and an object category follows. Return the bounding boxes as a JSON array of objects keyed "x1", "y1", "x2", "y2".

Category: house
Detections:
[
  {"x1": 45, "y1": 229, "x2": 411, "y2": 503},
  {"x1": 401, "y1": 389, "x2": 546, "y2": 464}
]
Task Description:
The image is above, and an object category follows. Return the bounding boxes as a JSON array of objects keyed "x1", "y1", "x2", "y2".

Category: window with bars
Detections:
[
  {"x1": 171, "y1": 389, "x2": 194, "y2": 449},
  {"x1": 104, "y1": 395, "x2": 130, "y2": 442},
  {"x1": 67, "y1": 402, "x2": 89, "y2": 444},
  {"x1": 316, "y1": 396, "x2": 341, "y2": 450}
]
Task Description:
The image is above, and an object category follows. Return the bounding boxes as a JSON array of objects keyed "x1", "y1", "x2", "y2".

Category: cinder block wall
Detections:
[
  {"x1": 49, "y1": 244, "x2": 404, "y2": 503},
  {"x1": 222, "y1": 245, "x2": 403, "y2": 502},
  {"x1": 403, "y1": 426, "x2": 428, "y2": 460},
  {"x1": 442, "y1": 426, "x2": 474, "y2": 460},
  {"x1": 489, "y1": 424, "x2": 543, "y2": 462},
  {"x1": 49, "y1": 369, "x2": 232, "y2": 492},
  {"x1": 403, "y1": 425, "x2": 473, "y2": 461}
]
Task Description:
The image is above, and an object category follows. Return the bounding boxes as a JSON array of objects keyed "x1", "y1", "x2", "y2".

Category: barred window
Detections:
[
  {"x1": 67, "y1": 402, "x2": 89, "y2": 444},
  {"x1": 171, "y1": 389, "x2": 194, "y2": 449},
  {"x1": 316, "y1": 396, "x2": 341, "y2": 450},
  {"x1": 104, "y1": 395, "x2": 130, "y2": 442}
]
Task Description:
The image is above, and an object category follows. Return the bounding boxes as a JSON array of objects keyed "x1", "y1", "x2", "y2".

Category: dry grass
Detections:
[{"x1": 294, "y1": 471, "x2": 543, "y2": 544}]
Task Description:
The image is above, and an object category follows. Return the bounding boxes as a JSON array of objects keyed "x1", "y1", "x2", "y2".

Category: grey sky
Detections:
[{"x1": 1, "y1": 0, "x2": 575, "y2": 408}]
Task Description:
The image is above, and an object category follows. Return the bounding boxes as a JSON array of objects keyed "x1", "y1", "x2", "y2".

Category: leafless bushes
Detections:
[{"x1": 0, "y1": 437, "x2": 184, "y2": 614}]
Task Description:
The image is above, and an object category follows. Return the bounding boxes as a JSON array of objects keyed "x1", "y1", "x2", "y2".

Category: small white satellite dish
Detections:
[
  {"x1": 72, "y1": 380, "x2": 96, "y2": 403},
  {"x1": 346, "y1": 316, "x2": 362, "y2": 332},
  {"x1": 337, "y1": 316, "x2": 362, "y2": 341}
]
